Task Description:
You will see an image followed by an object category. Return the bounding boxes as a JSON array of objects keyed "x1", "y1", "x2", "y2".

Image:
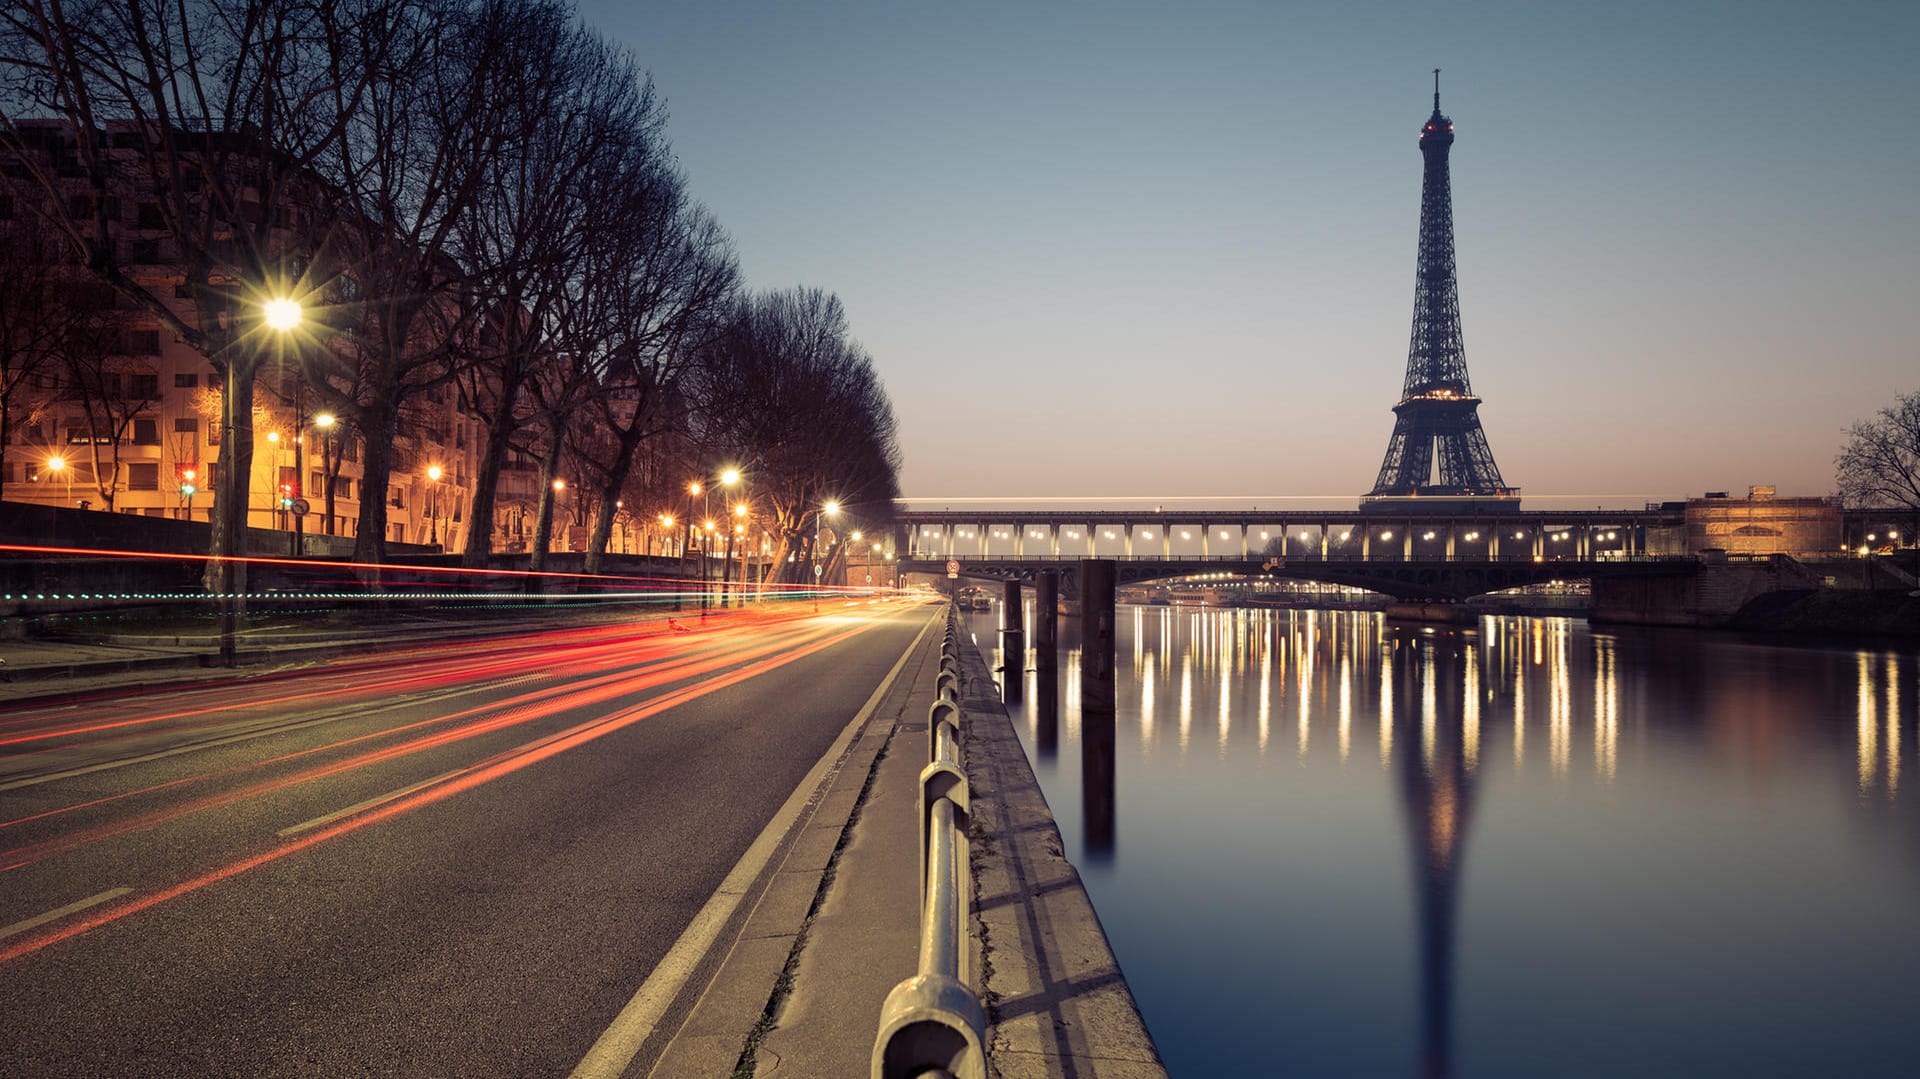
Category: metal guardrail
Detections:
[{"x1": 872, "y1": 606, "x2": 987, "y2": 1079}]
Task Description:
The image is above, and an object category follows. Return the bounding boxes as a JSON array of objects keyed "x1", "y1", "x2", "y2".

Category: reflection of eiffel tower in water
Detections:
[{"x1": 1394, "y1": 640, "x2": 1479, "y2": 1079}]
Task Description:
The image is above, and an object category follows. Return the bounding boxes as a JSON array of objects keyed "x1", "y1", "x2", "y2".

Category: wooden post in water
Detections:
[
  {"x1": 1079, "y1": 559, "x2": 1117, "y2": 857},
  {"x1": 1000, "y1": 578, "x2": 1024, "y2": 705}
]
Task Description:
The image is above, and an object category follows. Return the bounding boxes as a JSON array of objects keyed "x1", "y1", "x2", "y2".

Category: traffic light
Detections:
[
  {"x1": 279, "y1": 482, "x2": 294, "y2": 510},
  {"x1": 176, "y1": 464, "x2": 197, "y2": 499}
]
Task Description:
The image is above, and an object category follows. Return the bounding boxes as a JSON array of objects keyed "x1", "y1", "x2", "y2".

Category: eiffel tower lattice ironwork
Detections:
[{"x1": 1367, "y1": 72, "x2": 1516, "y2": 503}]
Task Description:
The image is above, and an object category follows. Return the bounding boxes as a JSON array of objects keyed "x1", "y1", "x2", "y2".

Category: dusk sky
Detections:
[{"x1": 576, "y1": 1, "x2": 1917, "y2": 509}]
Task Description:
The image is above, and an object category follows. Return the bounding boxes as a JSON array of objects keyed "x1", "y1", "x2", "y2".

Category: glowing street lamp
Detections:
[
  {"x1": 311, "y1": 413, "x2": 337, "y2": 535},
  {"x1": 263, "y1": 297, "x2": 303, "y2": 333},
  {"x1": 815, "y1": 500, "x2": 841, "y2": 602},
  {"x1": 45, "y1": 454, "x2": 72, "y2": 504},
  {"x1": 426, "y1": 465, "x2": 444, "y2": 546}
]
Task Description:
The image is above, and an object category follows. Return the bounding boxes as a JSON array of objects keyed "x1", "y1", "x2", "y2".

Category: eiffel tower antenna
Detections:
[{"x1": 1364, "y1": 77, "x2": 1518, "y2": 509}]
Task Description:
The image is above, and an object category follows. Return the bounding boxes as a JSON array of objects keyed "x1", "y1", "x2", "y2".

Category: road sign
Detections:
[
  {"x1": 814, "y1": 564, "x2": 823, "y2": 577},
  {"x1": 946, "y1": 559, "x2": 959, "y2": 578},
  {"x1": 290, "y1": 498, "x2": 310, "y2": 516}
]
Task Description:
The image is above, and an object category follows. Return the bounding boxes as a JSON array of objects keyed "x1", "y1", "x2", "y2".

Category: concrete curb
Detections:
[{"x1": 954, "y1": 638, "x2": 1167, "y2": 1078}]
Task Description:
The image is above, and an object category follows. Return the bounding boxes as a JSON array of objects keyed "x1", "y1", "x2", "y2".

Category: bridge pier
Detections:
[{"x1": 1034, "y1": 570, "x2": 1059, "y2": 753}]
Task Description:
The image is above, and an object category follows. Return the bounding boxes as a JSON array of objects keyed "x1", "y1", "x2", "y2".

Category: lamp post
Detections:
[
  {"x1": 427, "y1": 465, "x2": 443, "y2": 547},
  {"x1": 314, "y1": 412, "x2": 336, "y2": 536},
  {"x1": 720, "y1": 468, "x2": 742, "y2": 605},
  {"x1": 264, "y1": 296, "x2": 304, "y2": 556},
  {"x1": 815, "y1": 500, "x2": 840, "y2": 609}
]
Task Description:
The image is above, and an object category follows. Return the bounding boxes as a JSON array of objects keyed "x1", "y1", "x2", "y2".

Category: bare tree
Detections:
[
  {"x1": 0, "y1": 0, "x2": 392, "y2": 584},
  {"x1": 1836, "y1": 389, "x2": 1920, "y2": 515},
  {"x1": 452, "y1": 9, "x2": 653, "y2": 568},
  {"x1": 690, "y1": 288, "x2": 901, "y2": 586},
  {"x1": 565, "y1": 152, "x2": 738, "y2": 575}
]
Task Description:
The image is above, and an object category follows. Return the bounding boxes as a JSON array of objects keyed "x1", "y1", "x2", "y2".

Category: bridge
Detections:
[{"x1": 892, "y1": 507, "x2": 1694, "y2": 601}]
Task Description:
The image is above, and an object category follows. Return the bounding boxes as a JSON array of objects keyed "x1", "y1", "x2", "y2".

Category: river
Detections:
[{"x1": 961, "y1": 603, "x2": 1920, "y2": 1077}]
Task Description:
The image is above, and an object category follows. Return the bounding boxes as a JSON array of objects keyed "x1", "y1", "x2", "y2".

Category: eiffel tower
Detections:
[{"x1": 1365, "y1": 72, "x2": 1518, "y2": 510}]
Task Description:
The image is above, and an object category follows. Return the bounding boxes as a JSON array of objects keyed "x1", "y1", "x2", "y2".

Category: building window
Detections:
[
  {"x1": 174, "y1": 417, "x2": 199, "y2": 435},
  {"x1": 174, "y1": 372, "x2": 199, "y2": 388},
  {"x1": 132, "y1": 418, "x2": 159, "y2": 445},
  {"x1": 129, "y1": 330, "x2": 160, "y2": 355},
  {"x1": 129, "y1": 372, "x2": 159, "y2": 399},
  {"x1": 137, "y1": 202, "x2": 164, "y2": 229},
  {"x1": 203, "y1": 462, "x2": 217, "y2": 490},
  {"x1": 128, "y1": 462, "x2": 159, "y2": 490}
]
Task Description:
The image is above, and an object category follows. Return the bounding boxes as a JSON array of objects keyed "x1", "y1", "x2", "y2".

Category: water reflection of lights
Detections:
[
  {"x1": 1258, "y1": 637, "x2": 1272, "y2": 755},
  {"x1": 1544, "y1": 621, "x2": 1572, "y2": 776},
  {"x1": 1297, "y1": 613, "x2": 1316, "y2": 759},
  {"x1": 1218, "y1": 646, "x2": 1232, "y2": 753},
  {"x1": 1463, "y1": 646, "x2": 1481, "y2": 773},
  {"x1": 1888, "y1": 657, "x2": 1901, "y2": 796},
  {"x1": 1379, "y1": 658, "x2": 1394, "y2": 767},
  {"x1": 1140, "y1": 660, "x2": 1156, "y2": 751},
  {"x1": 1338, "y1": 654, "x2": 1353, "y2": 761},
  {"x1": 1858, "y1": 652, "x2": 1877, "y2": 795},
  {"x1": 1419, "y1": 647, "x2": 1439, "y2": 772},
  {"x1": 1855, "y1": 652, "x2": 1903, "y2": 799},
  {"x1": 1512, "y1": 644, "x2": 1526, "y2": 769},
  {"x1": 1179, "y1": 653, "x2": 1194, "y2": 753},
  {"x1": 1594, "y1": 638, "x2": 1619, "y2": 782}
]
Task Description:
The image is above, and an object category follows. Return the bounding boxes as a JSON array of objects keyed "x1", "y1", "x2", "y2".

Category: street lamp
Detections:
[
  {"x1": 427, "y1": 464, "x2": 443, "y2": 547},
  {"x1": 817, "y1": 500, "x2": 840, "y2": 594},
  {"x1": 314, "y1": 413, "x2": 336, "y2": 536},
  {"x1": 721, "y1": 468, "x2": 744, "y2": 605},
  {"x1": 45, "y1": 454, "x2": 71, "y2": 504},
  {"x1": 264, "y1": 296, "x2": 305, "y2": 555},
  {"x1": 552, "y1": 477, "x2": 567, "y2": 552}
]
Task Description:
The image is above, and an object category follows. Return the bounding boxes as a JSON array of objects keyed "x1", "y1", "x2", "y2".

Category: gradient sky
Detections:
[{"x1": 574, "y1": 1, "x2": 1917, "y2": 509}]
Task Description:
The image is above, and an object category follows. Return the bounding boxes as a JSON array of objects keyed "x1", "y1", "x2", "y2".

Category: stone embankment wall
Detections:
[{"x1": 1589, "y1": 556, "x2": 1826, "y2": 628}]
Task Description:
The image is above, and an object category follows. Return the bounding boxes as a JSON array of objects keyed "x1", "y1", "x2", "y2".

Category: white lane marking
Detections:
[
  {"x1": 276, "y1": 768, "x2": 470, "y2": 836},
  {"x1": 0, "y1": 887, "x2": 133, "y2": 942},
  {"x1": 569, "y1": 611, "x2": 937, "y2": 1079}
]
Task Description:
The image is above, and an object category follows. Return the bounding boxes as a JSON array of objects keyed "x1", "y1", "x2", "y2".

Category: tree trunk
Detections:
[
  {"x1": 351, "y1": 399, "x2": 396, "y2": 568},
  {"x1": 461, "y1": 387, "x2": 522, "y2": 568},
  {"x1": 527, "y1": 452, "x2": 560, "y2": 577},
  {"x1": 582, "y1": 426, "x2": 646, "y2": 576}
]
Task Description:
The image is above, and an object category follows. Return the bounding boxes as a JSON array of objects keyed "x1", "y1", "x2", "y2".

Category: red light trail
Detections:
[{"x1": 0, "y1": 602, "x2": 899, "y2": 963}]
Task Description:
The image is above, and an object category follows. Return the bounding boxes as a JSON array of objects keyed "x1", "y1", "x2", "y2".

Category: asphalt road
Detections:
[{"x1": 0, "y1": 597, "x2": 938, "y2": 1077}]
